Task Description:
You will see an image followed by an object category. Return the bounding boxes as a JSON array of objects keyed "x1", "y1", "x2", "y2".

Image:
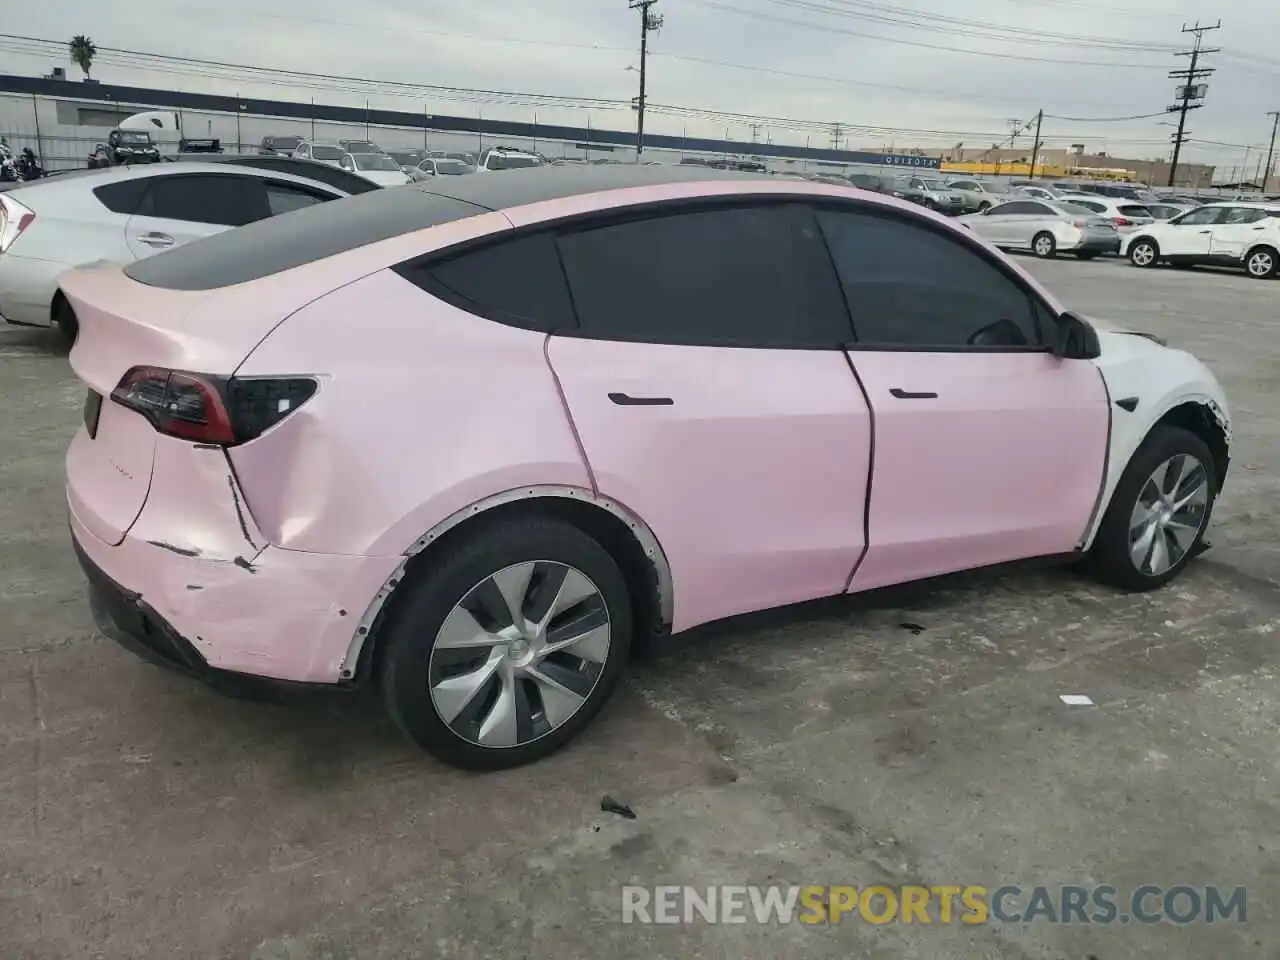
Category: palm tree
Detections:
[{"x1": 69, "y1": 35, "x2": 97, "y2": 80}]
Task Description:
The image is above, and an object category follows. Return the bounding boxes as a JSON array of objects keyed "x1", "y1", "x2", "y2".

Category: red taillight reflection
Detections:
[
  {"x1": 111, "y1": 366, "x2": 236, "y2": 444},
  {"x1": 1113, "y1": 216, "x2": 1132, "y2": 226}
]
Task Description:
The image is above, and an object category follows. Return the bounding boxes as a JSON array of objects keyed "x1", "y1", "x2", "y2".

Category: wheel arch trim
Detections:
[{"x1": 338, "y1": 484, "x2": 675, "y2": 680}]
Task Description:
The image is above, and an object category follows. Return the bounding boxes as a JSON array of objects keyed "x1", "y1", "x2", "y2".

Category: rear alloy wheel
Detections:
[
  {"x1": 378, "y1": 517, "x2": 632, "y2": 770},
  {"x1": 1085, "y1": 425, "x2": 1216, "y2": 592},
  {"x1": 1245, "y1": 245, "x2": 1277, "y2": 279},
  {"x1": 52, "y1": 297, "x2": 79, "y2": 348},
  {"x1": 1032, "y1": 231, "x2": 1056, "y2": 258},
  {"x1": 1129, "y1": 238, "x2": 1158, "y2": 268}
]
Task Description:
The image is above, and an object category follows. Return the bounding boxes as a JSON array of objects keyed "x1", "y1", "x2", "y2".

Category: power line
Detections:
[
  {"x1": 1166, "y1": 20, "x2": 1220, "y2": 186},
  {"x1": 1044, "y1": 111, "x2": 1171, "y2": 123},
  {"x1": 754, "y1": 0, "x2": 1181, "y2": 51},
  {"x1": 687, "y1": 0, "x2": 1172, "y2": 67}
]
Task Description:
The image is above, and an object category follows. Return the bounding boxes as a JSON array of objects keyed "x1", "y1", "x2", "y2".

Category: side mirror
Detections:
[{"x1": 1054, "y1": 311, "x2": 1101, "y2": 360}]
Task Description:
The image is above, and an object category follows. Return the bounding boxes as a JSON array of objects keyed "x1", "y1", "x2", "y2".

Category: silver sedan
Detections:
[{"x1": 958, "y1": 198, "x2": 1121, "y2": 259}]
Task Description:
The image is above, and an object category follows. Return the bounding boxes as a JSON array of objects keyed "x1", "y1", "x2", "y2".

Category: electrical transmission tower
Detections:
[
  {"x1": 629, "y1": 0, "x2": 664, "y2": 160},
  {"x1": 830, "y1": 123, "x2": 844, "y2": 150},
  {"x1": 1166, "y1": 20, "x2": 1220, "y2": 187}
]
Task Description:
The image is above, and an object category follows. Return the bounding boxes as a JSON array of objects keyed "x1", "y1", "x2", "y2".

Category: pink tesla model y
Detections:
[{"x1": 61, "y1": 165, "x2": 1232, "y2": 769}]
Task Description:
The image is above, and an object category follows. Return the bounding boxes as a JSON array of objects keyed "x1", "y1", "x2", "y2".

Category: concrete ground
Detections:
[{"x1": 2, "y1": 257, "x2": 1278, "y2": 959}]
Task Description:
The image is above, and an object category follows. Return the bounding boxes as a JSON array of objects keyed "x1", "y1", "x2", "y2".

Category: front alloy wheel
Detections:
[
  {"x1": 1085, "y1": 424, "x2": 1216, "y2": 592},
  {"x1": 429, "y1": 561, "x2": 611, "y2": 749},
  {"x1": 1127, "y1": 454, "x2": 1210, "y2": 577}
]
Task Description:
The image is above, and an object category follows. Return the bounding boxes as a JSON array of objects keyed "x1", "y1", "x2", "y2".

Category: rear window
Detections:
[
  {"x1": 1119, "y1": 205, "x2": 1152, "y2": 217},
  {"x1": 124, "y1": 188, "x2": 488, "y2": 290}
]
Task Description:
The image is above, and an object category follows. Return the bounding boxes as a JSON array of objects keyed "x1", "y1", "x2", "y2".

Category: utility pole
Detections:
[
  {"x1": 1166, "y1": 20, "x2": 1220, "y2": 187},
  {"x1": 1263, "y1": 111, "x2": 1279, "y2": 193},
  {"x1": 1007, "y1": 118, "x2": 1023, "y2": 149},
  {"x1": 830, "y1": 122, "x2": 844, "y2": 150},
  {"x1": 1028, "y1": 109, "x2": 1044, "y2": 179},
  {"x1": 630, "y1": 0, "x2": 663, "y2": 160}
]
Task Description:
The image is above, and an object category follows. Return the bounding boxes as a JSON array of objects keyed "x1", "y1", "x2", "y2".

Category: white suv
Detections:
[
  {"x1": 1124, "y1": 202, "x2": 1280, "y2": 279},
  {"x1": 476, "y1": 147, "x2": 545, "y2": 172}
]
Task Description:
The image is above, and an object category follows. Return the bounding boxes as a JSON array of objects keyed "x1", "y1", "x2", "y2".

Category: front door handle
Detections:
[
  {"x1": 889, "y1": 388, "x2": 938, "y2": 400},
  {"x1": 1197, "y1": 230, "x2": 1212, "y2": 234},
  {"x1": 609, "y1": 392, "x2": 673, "y2": 406},
  {"x1": 138, "y1": 232, "x2": 174, "y2": 247}
]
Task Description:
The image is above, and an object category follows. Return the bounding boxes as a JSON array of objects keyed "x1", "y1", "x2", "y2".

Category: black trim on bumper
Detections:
[
  {"x1": 1076, "y1": 236, "x2": 1122, "y2": 254},
  {"x1": 72, "y1": 532, "x2": 363, "y2": 705}
]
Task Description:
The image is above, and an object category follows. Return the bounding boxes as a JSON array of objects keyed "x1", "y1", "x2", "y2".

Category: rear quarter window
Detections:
[
  {"x1": 93, "y1": 178, "x2": 153, "y2": 215},
  {"x1": 394, "y1": 232, "x2": 576, "y2": 332}
]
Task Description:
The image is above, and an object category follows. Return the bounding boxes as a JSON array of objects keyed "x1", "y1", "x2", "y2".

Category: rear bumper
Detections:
[
  {"x1": 67, "y1": 476, "x2": 400, "y2": 685},
  {"x1": 74, "y1": 532, "x2": 343, "y2": 701},
  {"x1": 1074, "y1": 234, "x2": 1122, "y2": 254}
]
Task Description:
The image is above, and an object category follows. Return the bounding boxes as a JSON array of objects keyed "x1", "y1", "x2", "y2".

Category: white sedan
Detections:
[
  {"x1": 0, "y1": 163, "x2": 352, "y2": 342},
  {"x1": 339, "y1": 153, "x2": 412, "y2": 186}
]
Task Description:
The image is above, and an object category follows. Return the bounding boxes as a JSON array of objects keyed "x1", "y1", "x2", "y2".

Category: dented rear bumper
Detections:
[{"x1": 66, "y1": 437, "x2": 401, "y2": 685}]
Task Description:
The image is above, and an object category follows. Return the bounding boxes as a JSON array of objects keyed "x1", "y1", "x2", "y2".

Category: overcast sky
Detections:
[{"x1": 3, "y1": 0, "x2": 1279, "y2": 168}]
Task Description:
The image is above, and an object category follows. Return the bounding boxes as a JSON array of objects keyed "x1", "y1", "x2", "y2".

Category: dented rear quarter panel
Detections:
[{"x1": 229, "y1": 268, "x2": 592, "y2": 557}]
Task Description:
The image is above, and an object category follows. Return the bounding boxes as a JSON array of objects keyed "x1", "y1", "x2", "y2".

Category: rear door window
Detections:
[
  {"x1": 136, "y1": 174, "x2": 269, "y2": 226},
  {"x1": 264, "y1": 180, "x2": 337, "y2": 216},
  {"x1": 555, "y1": 203, "x2": 851, "y2": 348}
]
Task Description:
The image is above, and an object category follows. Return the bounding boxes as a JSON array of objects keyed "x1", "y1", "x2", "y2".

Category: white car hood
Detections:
[{"x1": 358, "y1": 170, "x2": 411, "y2": 186}]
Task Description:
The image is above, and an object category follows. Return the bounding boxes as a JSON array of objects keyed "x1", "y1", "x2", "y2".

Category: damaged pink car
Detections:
[{"x1": 63, "y1": 166, "x2": 1231, "y2": 769}]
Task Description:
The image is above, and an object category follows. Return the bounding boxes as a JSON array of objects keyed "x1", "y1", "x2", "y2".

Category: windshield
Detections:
[
  {"x1": 271, "y1": 136, "x2": 303, "y2": 150},
  {"x1": 344, "y1": 141, "x2": 378, "y2": 152},
  {"x1": 916, "y1": 178, "x2": 947, "y2": 190},
  {"x1": 388, "y1": 153, "x2": 420, "y2": 165},
  {"x1": 118, "y1": 131, "x2": 152, "y2": 145},
  {"x1": 352, "y1": 153, "x2": 400, "y2": 172},
  {"x1": 311, "y1": 145, "x2": 344, "y2": 161},
  {"x1": 435, "y1": 160, "x2": 473, "y2": 175},
  {"x1": 1058, "y1": 202, "x2": 1100, "y2": 216}
]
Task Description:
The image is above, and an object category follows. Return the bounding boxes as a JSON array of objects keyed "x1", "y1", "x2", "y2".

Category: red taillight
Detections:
[
  {"x1": 0, "y1": 195, "x2": 36, "y2": 253},
  {"x1": 1073, "y1": 219, "x2": 1088, "y2": 228},
  {"x1": 1113, "y1": 216, "x2": 1132, "y2": 226},
  {"x1": 109, "y1": 367, "x2": 316, "y2": 445}
]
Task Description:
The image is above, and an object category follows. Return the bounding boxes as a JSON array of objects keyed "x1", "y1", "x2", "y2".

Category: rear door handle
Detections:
[
  {"x1": 889, "y1": 388, "x2": 938, "y2": 400},
  {"x1": 138, "y1": 232, "x2": 174, "y2": 247},
  {"x1": 609, "y1": 392, "x2": 673, "y2": 406}
]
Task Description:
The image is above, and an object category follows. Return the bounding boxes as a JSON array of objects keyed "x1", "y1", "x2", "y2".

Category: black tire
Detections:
[
  {"x1": 1244, "y1": 245, "x2": 1278, "y2": 280},
  {"x1": 1031, "y1": 231, "x2": 1056, "y2": 258},
  {"x1": 378, "y1": 516, "x2": 633, "y2": 770},
  {"x1": 52, "y1": 296, "x2": 78, "y2": 348},
  {"x1": 977, "y1": 200, "x2": 992, "y2": 212},
  {"x1": 1128, "y1": 237, "x2": 1159, "y2": 268},
  {"x1": 1085, "y1": 424, "x2": 1218, "y2": 592}
]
